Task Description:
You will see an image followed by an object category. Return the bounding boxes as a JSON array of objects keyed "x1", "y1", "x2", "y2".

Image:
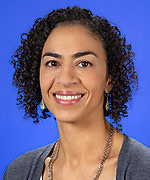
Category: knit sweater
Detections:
[{"x1": 3, "y1": 135, "x2": 150, "y2": 180}]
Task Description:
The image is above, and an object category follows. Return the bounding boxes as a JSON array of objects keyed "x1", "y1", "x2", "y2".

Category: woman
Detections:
[{"x1": 3, "y1": 6, "x2": 150, "y2": 180}]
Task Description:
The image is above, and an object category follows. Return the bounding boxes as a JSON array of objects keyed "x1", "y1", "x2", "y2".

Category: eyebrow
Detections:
[
  {"x1": 42, "y1": 51, "x2": 97, "y2": 59},
  {"x1": 42, "y1": 52, "x2": 61, "y2": 59},
  {"x1": 72, "y1": 51, "x2": 97, "y2": 58}
]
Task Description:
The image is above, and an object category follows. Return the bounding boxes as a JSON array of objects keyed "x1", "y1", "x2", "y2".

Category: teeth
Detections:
[{"x1": 55, "y1": 94, "x2": 82, "y2": 100}]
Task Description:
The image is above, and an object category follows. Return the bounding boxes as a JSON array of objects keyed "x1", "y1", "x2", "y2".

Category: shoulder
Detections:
[
  {"x1": 3, "y1": 143, "x2": 54, "y2": 180},
  {"x1": 117, "y1": 135, "x2": 150, "y2": 179},
  {"x1": 127, "y1": 136, "x2": 150, "y2": 166}
]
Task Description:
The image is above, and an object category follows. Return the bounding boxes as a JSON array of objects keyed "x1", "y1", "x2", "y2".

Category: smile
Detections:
[
  {"x1": 55, "y1": 94, "x2": 82, "y2": 100},
  {"x1": 53, "y1": 91, "x2": 84, "y2": 105}
]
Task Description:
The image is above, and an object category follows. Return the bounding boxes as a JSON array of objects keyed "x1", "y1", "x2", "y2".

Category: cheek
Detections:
[
  {"x1": 40, "y1": 68, "x2": 54, "y2": 94},
  {"x1": 82, "y1": 70, "x2": 106, "y2": 92}
]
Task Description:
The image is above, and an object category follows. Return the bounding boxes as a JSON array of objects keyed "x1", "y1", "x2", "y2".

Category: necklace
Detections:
[{"x1": 48, "y1": 124, "x2": 114, "y2": 180}]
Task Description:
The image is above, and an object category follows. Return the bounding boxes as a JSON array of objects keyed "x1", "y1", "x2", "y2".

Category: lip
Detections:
[
  {"x1": 53, "y1": 90, "x2": 85, "y2": 106},
  {"x1": 53, "y1": 90, "x2": 84, "y2": 96}
]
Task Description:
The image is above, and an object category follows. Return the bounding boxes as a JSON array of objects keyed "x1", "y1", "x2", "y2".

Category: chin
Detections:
[{"x1": 54, "y1": 113, "x2": 81, "y2": 124}]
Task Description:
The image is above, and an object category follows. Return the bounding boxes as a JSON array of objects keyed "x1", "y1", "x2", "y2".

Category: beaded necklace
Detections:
[{"x1": 48, "y1": 124, "x2": 114, "y2": 180}]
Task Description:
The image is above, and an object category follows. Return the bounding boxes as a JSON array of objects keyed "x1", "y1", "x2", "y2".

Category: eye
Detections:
[
  {"x1": 78, "y1": 61, "x2": 92, "y2": 68},
  {"x1": 46, "y1": 60, "x2": 59, "y2": 67}
]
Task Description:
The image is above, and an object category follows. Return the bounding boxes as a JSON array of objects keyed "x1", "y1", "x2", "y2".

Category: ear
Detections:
[{"x1": 105, "y1": 75, "x2": 113, "y2": 93}]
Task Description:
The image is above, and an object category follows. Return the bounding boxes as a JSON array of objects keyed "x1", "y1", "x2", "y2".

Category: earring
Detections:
[
  {"x1": 105, "y1": 93, "x2": 109, "y2": 111},
  {"x1": 41, "y1": 99, "x2": 45, "y2": 110}
]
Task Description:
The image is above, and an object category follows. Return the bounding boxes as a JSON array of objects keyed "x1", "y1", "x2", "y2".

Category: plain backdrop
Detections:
[{"x1": 0, "y1": 0, "x2": 150, "y2": 178}]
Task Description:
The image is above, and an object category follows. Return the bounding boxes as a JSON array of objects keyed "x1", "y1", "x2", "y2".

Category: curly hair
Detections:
[{"x1": 11, "y1": 6, "x2": 138, "y2": 130}]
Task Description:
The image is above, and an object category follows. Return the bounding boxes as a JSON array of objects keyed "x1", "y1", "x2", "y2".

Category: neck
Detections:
[{"x1": 56, "y1": 116, "x2": 110, "y2": 166}]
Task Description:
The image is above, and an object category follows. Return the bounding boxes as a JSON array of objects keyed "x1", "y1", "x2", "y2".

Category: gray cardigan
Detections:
[{"x1": 3, "y1": 135, "x2": 150, "y2": 180}]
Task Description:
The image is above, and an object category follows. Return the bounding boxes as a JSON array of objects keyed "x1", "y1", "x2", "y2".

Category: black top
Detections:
[{"x1": 3, "y1": 135, "x2": 150, "y2": 180}]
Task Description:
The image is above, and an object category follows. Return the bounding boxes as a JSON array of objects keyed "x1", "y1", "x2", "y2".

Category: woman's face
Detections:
[{"x1": 40, "y1": 24, "x2": 111, "y2": 123}]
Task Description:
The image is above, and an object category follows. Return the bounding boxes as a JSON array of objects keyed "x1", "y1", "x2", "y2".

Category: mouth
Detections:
[{"x1": 53, "y1": 91, "x2": 85, "y2": 105}]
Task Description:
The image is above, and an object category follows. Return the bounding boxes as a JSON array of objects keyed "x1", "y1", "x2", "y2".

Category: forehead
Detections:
[{"x1": 42, "y1": 24, "x2": 105, "y2": 57}]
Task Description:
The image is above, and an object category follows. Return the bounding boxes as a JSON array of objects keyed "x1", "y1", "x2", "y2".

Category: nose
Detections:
[{"x1": 56, "y1": 66, "x2": 79, "y2": 87}]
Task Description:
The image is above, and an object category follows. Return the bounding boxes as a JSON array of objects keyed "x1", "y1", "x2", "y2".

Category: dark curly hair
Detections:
[{"x1": 11, "y1": 6, "x2": 138, "y2": 131}]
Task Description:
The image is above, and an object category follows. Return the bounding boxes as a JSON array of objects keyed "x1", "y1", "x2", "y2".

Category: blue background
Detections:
[{"x1": 0, "y1": 0, "x2": 150, "y2": 178}]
